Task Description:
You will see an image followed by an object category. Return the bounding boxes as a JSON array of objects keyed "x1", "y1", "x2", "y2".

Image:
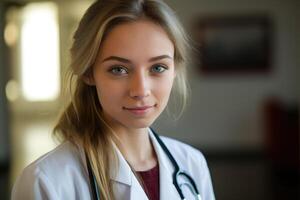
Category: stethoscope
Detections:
[{"x1": 86, "y1": 128, "x2": 202, "y2": 200}]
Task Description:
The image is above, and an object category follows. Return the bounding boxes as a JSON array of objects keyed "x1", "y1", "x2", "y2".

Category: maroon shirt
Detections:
[{"x1": 137, "y1": 164, "x2": 160, "y2": 200}]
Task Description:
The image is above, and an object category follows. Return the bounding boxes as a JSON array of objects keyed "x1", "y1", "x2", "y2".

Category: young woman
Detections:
[{"x1": 12, "y1": 0, "x2": 215, "y2": 199}]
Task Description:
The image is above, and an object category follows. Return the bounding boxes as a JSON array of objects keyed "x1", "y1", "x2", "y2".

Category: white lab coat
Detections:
[{"x1": 12, "y1": 128, "x2": 215, "y2": 200}]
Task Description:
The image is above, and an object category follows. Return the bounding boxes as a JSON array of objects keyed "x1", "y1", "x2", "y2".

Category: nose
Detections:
[{"x1": 129, "y1": 71, "x2": 150, "y2": 99}]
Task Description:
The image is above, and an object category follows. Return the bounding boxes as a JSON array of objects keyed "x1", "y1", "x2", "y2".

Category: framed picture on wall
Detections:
[{"x1": 193, "y1": 15, "x2": 272, "y2": 74}]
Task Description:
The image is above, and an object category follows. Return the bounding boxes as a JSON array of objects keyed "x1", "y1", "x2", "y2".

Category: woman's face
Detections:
[{"x1": 91, "y1": 20, "x2": 175, "y2": 130}]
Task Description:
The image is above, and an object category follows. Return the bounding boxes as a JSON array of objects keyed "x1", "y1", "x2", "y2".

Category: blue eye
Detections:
[
  {"x1": 109, "y1": 66, "x2": 128, "y2": 75},
  {"x1": 151, "y1": 64, "x2": 168, "y2": 73}
]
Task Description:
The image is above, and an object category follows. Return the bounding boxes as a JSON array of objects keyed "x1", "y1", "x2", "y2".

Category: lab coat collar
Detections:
[
  {"x1": 77, "y1": 140, "x2": 132, "y2": 186},
  {"x1": 79, "y1": 139, "x2": 148, "y2": 199},
  {"x1": 79, "y1": 128, "x2": 181, "y2": 199},
  {"x1": 109, "y1": 128, "x2": 174, "y2": 186},
  {"x1": 109, "y1": 128, "x2": 181, "y2": 199},
  {"x1": 109, "y1": 142, "x2": 132, "y2": 186}
]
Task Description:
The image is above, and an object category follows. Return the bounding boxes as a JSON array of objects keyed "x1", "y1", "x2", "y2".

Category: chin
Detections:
[{"x1": 123, "y1": 118, "x2": 156, "y2": 129}]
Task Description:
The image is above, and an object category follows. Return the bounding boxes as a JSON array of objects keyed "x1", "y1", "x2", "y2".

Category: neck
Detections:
[{"x1": 113, "y1": 127, "x2": 157, "y2": 171}]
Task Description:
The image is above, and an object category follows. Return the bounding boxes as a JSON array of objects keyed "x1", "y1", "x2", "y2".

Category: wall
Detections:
[
  {"x1": 296, "y1": 0, "x2": 300, "y2": 101},
  {"x1": 154, "y1": 0, "x2": 299, "y2": 151},
  {"x1": 0, "y1": 3, "x2": 10, "y2": 165}
]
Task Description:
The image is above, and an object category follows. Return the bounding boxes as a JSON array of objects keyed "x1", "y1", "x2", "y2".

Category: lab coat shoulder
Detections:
[
  {"x1": 159, "y1": 136, "x2": 216, "y2": 200},
  {"x1": 159, "y1": 136, "x2": 204, "y2": 161},
  {"x1": 11, "y1": 141, "x2": 91, "y2": 200}
]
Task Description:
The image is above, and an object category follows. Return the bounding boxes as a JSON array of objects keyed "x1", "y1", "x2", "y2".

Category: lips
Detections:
[
  {"x1": 124, "y1": 105, "x2": 154, "y2": 110},
  {"x1": 123, "y1": 104, "x2": 156, "y2": 115}
]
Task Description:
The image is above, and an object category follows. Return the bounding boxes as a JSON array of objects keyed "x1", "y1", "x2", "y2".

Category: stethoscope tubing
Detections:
[
  {"x1": 85, "y1": 152, "x2": 101, "y2": 200},
  {"x1": 151, "y1": 128, "x2": 201, "y2": 199}
]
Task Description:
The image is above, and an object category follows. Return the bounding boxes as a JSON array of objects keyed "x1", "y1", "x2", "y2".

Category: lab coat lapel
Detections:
[
  {"x1": 129, "y1": 173, "x2": 149, "y2": 200},
  {"x1": 149, "y1": 129, "x2": 181, "y2": 200},
  {"x1": 110, "y1": 143, "x2": 149, "y2": 200}
]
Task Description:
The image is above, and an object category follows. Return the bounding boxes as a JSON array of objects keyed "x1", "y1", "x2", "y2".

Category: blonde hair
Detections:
[{"x1": 54, "y1": 0, "x2": 190, "y2": 199}]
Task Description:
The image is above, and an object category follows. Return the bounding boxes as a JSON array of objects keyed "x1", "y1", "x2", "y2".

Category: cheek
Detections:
[
  {"x1": 156, "y1": 76, "x2": 174, "y2": 101},
  {"x1": 94, "y1": 81, "x2": 123, "y2": 107}
]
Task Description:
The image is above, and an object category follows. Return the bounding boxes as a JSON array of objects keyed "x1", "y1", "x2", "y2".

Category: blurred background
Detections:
[{"x1": 0, "y1": 0, "x2": 299, "y2": 199}]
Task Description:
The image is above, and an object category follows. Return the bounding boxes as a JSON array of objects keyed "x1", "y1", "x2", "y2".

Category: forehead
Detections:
[{"x1": 97, "y1": 20, "x2": 174, "y2": 61}]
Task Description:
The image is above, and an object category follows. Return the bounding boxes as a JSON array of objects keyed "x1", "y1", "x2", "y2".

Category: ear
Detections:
[
  {"x1": 82, "y1": 76, "x2": 95, "y2": 85},
  {"x1": 82, "y1": 69, "x2": 95, "y2": 86}
]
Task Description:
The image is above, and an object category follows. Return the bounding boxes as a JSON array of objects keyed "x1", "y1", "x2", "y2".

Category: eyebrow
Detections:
[{"x1": 101, "y1": 55, "x2": 173, "y2": 64}]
